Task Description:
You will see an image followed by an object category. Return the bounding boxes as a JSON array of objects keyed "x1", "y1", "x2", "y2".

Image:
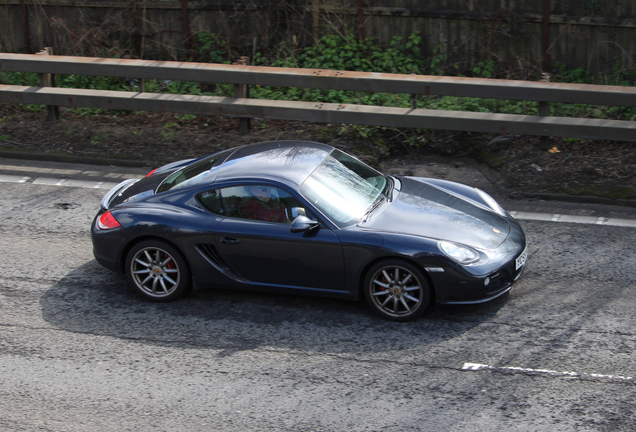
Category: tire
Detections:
[
  {"x1": 363, "y1": 260, "x2": 430, "y2": 321},
  {"x1": 125, "y1": 240, "x2": 191, "y2": 301}
]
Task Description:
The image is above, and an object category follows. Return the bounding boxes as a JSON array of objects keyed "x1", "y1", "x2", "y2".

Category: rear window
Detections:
[{"x1": 156, "y1": 150, "x2": 232, "y2": 194}]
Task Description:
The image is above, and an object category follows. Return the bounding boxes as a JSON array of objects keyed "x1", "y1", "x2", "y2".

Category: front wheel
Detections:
[
  {"x1": 125, "y1": 240, "x2": 190, "y2": 301},
  {"x1": 363, "y1": 260, "x2": 430, "y2": 321}
]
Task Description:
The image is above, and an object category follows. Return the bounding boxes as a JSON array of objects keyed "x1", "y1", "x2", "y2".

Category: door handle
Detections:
[{"x1": 220, "y1": 236, "x2": 240, "y2": 245}]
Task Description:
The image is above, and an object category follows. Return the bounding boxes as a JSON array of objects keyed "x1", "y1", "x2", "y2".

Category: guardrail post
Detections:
[
  {"x1": 411, "y1": 73, "x2": 417, "y2": 109},
  {"x1": 233, "y1": 56, "x2": 251, "y2": 135},
  {"x1": 36, "y1": 47, "x2": 60, "y2": 123},
  {"x1": 538, "y1": 72, "x2": 551, "y2": 148}
]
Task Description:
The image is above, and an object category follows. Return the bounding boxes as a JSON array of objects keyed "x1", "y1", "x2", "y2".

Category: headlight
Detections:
[
  {"x1": 476, "y1": 188, "x2": 506, "y2": 217},
  {"x1": 439, "y1": 241, "x2": 480, "y2": 264}
]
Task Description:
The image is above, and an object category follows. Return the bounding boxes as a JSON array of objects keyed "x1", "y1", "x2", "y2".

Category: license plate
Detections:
[{"x1": 515, "y1": 246, "x2": 528, "y2": 270}]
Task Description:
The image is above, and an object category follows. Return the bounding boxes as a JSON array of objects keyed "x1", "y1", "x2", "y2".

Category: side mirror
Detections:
[
  {"x1": 285, "y1": 207, "x2": 306, "y2": 220},
  {"x1": 290, "y1": 215, "x2": 319, "y2": 233}
]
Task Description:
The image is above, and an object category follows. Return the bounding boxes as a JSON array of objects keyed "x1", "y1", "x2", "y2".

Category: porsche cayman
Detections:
[{"x1": 92, "y1": 140, "x2": 527, "y2": 321}]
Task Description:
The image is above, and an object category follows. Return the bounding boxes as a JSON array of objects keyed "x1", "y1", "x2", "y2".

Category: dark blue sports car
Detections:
[{"x1": 92, "y1": 140, "x2": 527, "y2": 321}]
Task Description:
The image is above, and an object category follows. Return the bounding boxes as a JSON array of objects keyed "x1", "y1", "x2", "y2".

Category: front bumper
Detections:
[{"x1": 431, "y1": 238, "x2": 527, "y2": 305}]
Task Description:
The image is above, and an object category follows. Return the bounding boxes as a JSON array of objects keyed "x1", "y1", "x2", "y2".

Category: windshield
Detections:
[{"x1": 299, "y1": 149, "x2": 388, "y2": 226}]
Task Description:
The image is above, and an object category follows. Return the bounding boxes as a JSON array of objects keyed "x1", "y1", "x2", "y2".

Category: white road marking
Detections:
[
  {"x1": 0, "y1": 164, "x2": 140, "y2": 179},
  {"x1": 510, "y1": 211, "x2": 636, "y2": 227},
  {"x1": 462, "y1": 362, "x2": 634, "y2": 382},
  {"x1": 0, "y1": 174, "x2": 32, "y2": 183},
  {"x1": 511, "y1": 211, "x2": 628, "y2": 226},
  {"x1": 602, "y1": 218, "x2": 636, "y2": 227},
  {"x1": 2, "y1": 175, "x2": 121, "y2": 189},
  {"x1": 509, "y1": 211, "x2": 554, "y2": 221},
  {"x1": 0, "y1": 164, "x2": 81, "y2": 175},
  {"x1": 33, "y1": 177, "x2": 66, "y2": 186}
]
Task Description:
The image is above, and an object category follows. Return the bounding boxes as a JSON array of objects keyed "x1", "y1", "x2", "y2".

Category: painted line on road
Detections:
[
  {"x1": 0, "y1": 164, "x2": 82, "y2": 175},
  {"x1": 0, "y1": 174, "x2": 32, "y2": 183},
  {"x1": 462, "y1": 362, "x2": 634, "y2": 382},
  {"x1": 2, "y1": 174, "x2": 636, "y2": 227},
  {"x1": 0, "y1": 174, "x2": 121, "y2": 190},
  {"x1": 0, "y1": 163, "x2": 141, "y2": 180},
  {"x1": 509, "y1": 211, "x2": 636, "y2": 228}
]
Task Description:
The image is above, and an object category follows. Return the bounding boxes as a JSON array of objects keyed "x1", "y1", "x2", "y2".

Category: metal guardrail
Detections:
[
  {"x1": 2, "y1": 54, "x2": 636, "y2": 106},
  {"x1": 0, "y1": 53, "x2": 635, "y2": 141},
  {"x1": 1, "y1": 85, "x2": 634, "y2": 141}
]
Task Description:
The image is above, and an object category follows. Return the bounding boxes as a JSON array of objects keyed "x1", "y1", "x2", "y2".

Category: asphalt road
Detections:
[{"x1": 1, "y1": 158, "x2": 636, "y2": 431}]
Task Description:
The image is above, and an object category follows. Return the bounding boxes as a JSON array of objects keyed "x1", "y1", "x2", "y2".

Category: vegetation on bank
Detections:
[{"x1": 2, "y1": 31, "x2": 635, "y2": 122}]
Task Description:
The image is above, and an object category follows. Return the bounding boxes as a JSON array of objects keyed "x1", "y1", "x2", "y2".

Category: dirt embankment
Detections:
[{"x1": 1, "y1": 104, "x2": 635, "y2": 203}]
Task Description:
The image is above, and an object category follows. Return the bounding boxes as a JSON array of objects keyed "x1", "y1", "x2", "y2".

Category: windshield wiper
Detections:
[
  {"x1": 362, "y1": 176, "x2": 394, "y2": 222},
  {"x1": 384, "y1": 176, "x2": 394, "y2": 202},
  {"x1": 362, "y1": 195, "x2": 385, "y2": 223}
]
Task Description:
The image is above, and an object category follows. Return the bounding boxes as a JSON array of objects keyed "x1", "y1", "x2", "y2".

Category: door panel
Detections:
[{"x1": 213, "y1": 218, "x2": 344, "y2": 290}]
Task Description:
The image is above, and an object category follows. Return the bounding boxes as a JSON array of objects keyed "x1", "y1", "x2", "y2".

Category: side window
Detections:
[
  {"x1": 198, "y1": 190, "x2": 225, "y2": 215},
  {"x1": 220, "y1": 185, "x2": 306, "y2": 223}
]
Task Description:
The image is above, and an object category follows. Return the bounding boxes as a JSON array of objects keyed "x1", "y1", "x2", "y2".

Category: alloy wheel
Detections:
[
  {"x1": 366, "y1": 263, "x2": 428, "y2": 320},
  {"x1": 130, "y1": 246, "x2": 181, "y2": 298}
]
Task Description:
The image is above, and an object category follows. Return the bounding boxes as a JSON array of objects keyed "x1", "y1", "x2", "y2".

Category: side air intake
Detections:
[{"x1": 195, "y1": 244, "x2": 228, "y2": 270}]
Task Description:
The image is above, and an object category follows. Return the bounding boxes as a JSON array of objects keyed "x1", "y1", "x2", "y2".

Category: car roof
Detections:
[{"x1": 215, "y1": 140, "x2": 334, "y2": 186}]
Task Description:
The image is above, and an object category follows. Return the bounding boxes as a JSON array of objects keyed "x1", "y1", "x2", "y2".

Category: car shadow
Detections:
[{"x1": 41, "y1": 260, "x2": 508, "y2": 355}]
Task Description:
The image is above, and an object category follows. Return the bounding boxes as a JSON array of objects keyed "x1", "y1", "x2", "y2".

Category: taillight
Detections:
[
  {"x1": 145, "y1": 168, "x2": 158, "y2": 177},
  {"x1": 97, "y1": 211, "x2": 121, "y2": 230}
]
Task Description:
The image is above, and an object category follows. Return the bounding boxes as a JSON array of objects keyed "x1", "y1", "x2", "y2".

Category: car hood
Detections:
[{"x1": 358, "y1": 177, "x2": 511, "y2": 249}]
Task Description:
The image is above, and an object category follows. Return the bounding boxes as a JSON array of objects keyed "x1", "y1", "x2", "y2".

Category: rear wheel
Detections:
[
  {"x1": 363, "y1": 260, "x2": 430, "y2": 321},
  {"x1": 125, "y1": 240, "x2": 190, "y2": 301}
]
